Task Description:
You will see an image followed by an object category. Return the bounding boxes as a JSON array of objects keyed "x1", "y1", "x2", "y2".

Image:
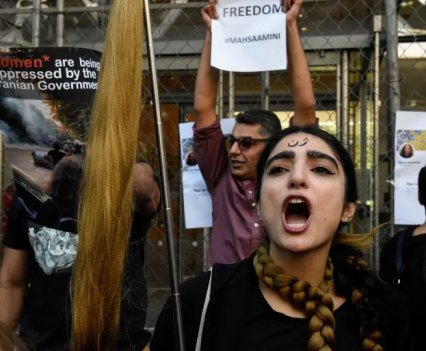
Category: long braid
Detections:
[
  {"x1": 331, "y1": 244, "x2": 384, "y2": 351},
  {"x1": 254, "y1": 243, "x2": 335, "y2": 351},
  {"x1": 347, "y1": 256, "x2": 384, "y2": 351}
]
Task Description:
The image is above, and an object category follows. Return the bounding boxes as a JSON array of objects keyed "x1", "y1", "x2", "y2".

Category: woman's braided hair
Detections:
[
  {"x1": 254, "y1": 241, "x2": 384, "y2": 351},
  {"x1": 331, "y1": 243, "x2": 385, "y2": 351},
  {"x1": 254, "y1": 126, "x2": 385, "y2": 350},
  {"x1": 254, "y1": 242, "x2": 335, "y2": 351}
]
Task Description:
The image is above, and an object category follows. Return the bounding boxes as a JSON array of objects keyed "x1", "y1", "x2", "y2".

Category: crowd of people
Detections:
[{"x1": 0, "y1": 0, "x2": 424, "y2": 350}]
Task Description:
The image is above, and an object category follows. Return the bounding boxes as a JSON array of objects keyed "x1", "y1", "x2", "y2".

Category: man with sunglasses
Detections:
[{"x1": 193, "y1": 0, "x2": 317, "y2": 266}]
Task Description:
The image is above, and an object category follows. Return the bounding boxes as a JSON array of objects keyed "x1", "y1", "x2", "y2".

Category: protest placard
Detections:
[
  {"x1": 394, "y1": 111, "x2": 426, "y2": 224},
  {"x1": 211, "y1": 0, "x2": 286, "y2": 72},
  {"x1": 179, "y1": 118, "x2": 235, "y2": 228}
]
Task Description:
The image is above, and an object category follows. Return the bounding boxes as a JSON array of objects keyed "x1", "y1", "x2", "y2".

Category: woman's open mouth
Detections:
[{"x1": 283, "y1": 196, "x2": 311, "y2": 233}]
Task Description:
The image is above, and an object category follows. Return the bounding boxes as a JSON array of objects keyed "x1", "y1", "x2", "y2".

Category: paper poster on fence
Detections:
[
  {"x1": 0, "y1": 47, "x2": 100, "y2": 195},
  {"x1": 394, "y1": 111, "x2": 426, "y2": 225},
  {"x1": 179, "y1": 118, "x2": 235, "y2": 229},
  {"x1": 211, "y1": 0, "x2": 286, "y2": 72},
  {"x1": 0, "y1": 47, "x2": 100, "y2": 145}
]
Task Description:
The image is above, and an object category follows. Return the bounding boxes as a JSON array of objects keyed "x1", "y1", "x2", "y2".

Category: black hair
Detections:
[
  {"x1": 49, "y1": 155, "x2": 84, "y2": 203},
  {"x1": 330, "y1": 243, "x2": 386, "y2": 338},
  {"x1": 418, "y1": 165, "x2": 426, "y2": 205},
  {"x1": 236, "y1": 109, "x2": 282, "y2": 137},
  {"x1": 255, "y1": 126, "x2": 358, "y2": 204}
]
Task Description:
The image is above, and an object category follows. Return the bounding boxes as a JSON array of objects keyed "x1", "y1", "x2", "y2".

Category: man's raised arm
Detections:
[
  {"x1": 285, "y1": 0, "x2": 317, "y2": 126},
  {"x1": 193, "y1": 1, "x2": 219, "y2": 129}
]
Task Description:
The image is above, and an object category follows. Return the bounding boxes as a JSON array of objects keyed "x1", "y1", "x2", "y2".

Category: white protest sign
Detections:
[
  {"x1": 211, "y1": 0, "x2": 286, "y2": 72},
  {"x1": 179, "y1": 122, "x2": 212, "y2": 229},
  {"x1": 394, "y1": 111, "x2": 426, "y2": 225},
  {"x1": 179, "y1": 118, "x2": 235, "y2": 229}
]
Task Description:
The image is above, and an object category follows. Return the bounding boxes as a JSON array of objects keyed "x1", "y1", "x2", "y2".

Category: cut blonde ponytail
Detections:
[{"x1": 71, "y1": 0, "x2": 144, "y2": 350}]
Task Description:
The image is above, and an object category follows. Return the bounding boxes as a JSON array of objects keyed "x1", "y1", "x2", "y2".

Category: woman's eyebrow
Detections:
[
  {"x1": 265, "y1": 149, "x2": 339, "y2": 170},
  {"x1": 265, "y1": 150, "x2": 295, "y2": 169},
  {"x1": 307, "y1": 150, "x2": 339, "y2": 170}
]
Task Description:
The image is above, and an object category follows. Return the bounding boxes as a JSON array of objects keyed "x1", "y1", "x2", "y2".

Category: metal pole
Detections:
[
  {"x1": 340, "y1": 50, "x2": 349, "y2": 148},
  {"x1": 360, "y1": 80, "x2": 368, "y2": 208},
  {"x1": 384, "y1": 0, "x2": 400, "y2": 232},
  {"x1": 228, "y1": 71, "x2": 235, "y2": 117},
  {"x1": 143, "y1": 1, "x2": 185, "y2": 350},
  {"x1": 56, "y1": 0, "x2": 65, "y2": 47},
  {"x1": 336, "y1": 60, "x2": 342, "y2": 136},
  {"x1": 32, "y1": 0, "x2": 41, "y2": 47},
  {"x1": 261, "y1": 71, "x2": 270, "y2": 111},
  {"x1": 373, "y1": 15, "x2": 382, "y2": 272},
  {"x1": 178, "y1": 182, "x2": 184, "y2": 282},
  {"x1": 202, "y1": 228, "x2": 209, "y2": 271}
]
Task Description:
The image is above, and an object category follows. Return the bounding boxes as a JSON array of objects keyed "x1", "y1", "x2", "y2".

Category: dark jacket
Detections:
[{"x1": 380, "y1": 227, "x2": 426, "y2": 351}]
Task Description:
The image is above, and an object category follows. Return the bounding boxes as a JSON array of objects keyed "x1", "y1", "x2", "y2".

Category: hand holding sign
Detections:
[
  {"x1": 285, "y1": 0, "x2": 303, "y2": 26},
  {"x1": 201, "y1": 0, "x2": 219, "y2": 30},
  {"x1": 211, "y1": 0, "x2": 287, "y2": 72}
]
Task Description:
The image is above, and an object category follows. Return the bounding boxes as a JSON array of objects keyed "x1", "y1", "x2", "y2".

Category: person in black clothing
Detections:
[
  {"x1": 380, "y1": 165, "x2": 426, "y2": 351},
  {"x1": 118, "y1": 161, "x2": 161, "y2": 351},
  {"x1": 0, "y1": 158, "x2": 160, "y2": 351},
  {"x1": 0, "y1": 155, "x2": 83, "y2": 351},
  {"x1": 151, "y1": 126, "x2": 409, "y2": 351}
]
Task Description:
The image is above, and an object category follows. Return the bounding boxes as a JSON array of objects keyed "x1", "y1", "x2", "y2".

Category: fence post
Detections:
[
  {"x1": 32, "y1": 0, "x2": 41, "y2": 46},
  {"x1": 384, "y1": 0, "x2": 400, "y2": 234},
  {"x1": 56, "y1": 0, "x2": 64, "y2": 47}
]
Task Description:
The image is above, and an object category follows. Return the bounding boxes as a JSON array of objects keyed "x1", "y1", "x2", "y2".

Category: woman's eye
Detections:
[
  {"x1": 312, "y1": 166, "x2": 334, "y2": 175},
  {"x1": 267, "y1": 165, "x2": 288, "y2": 175}
]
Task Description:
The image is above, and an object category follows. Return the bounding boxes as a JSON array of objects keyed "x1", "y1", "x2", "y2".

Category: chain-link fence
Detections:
[{"x1": 0, "y1": 0, "x2": 426, "y2": 329}]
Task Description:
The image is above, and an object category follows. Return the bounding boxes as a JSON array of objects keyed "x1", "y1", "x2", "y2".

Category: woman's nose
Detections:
[{"x1": 288, "y1": 165, "x2": 307, "y2": 189}]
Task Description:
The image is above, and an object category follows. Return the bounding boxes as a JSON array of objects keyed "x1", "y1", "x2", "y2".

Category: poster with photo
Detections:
[
  {"x1": 394, "y1": 111, "x2": 426, "y2": 224},
  {"x1": 0, "y1": 47, "x2": 100, "y2": 197},
  {"x1": 179, "y1": 118, "x2": 235, "y2": 229}
]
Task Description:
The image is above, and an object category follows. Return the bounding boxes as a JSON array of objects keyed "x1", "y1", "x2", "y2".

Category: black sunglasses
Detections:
[{"x1": 223, "y1": 135, "x2": 270, "y2": 150}]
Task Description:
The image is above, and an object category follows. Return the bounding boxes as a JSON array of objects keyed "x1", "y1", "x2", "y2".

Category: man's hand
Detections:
[
  {"x1": 201, "y1": 0, "x2": 218, "y2": 30},
  {"x1": 283, "y1": 0, "x2": 303, "y2": 26}
]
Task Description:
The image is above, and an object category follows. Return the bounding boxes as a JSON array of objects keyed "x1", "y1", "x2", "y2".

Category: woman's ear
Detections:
[{"x1": 341, "y1": 202, "x2": 357, "y2": 223}]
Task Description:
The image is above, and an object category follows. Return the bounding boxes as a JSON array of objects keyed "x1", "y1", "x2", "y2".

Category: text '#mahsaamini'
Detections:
[
  {"x1": 222, "y1": 4, "x2": 283, "y2": 17},
  {"x1": 225, "y1": 33, "x2": 280, "y2": 44}
]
